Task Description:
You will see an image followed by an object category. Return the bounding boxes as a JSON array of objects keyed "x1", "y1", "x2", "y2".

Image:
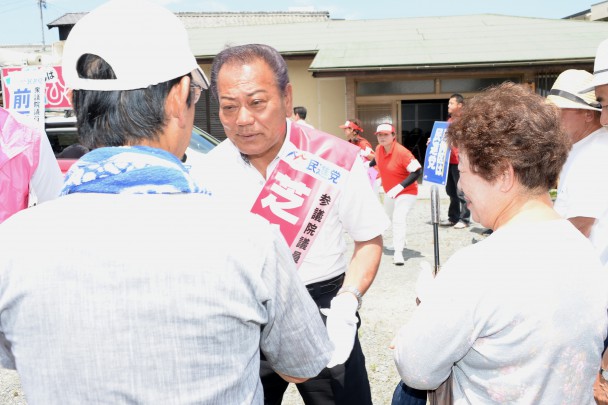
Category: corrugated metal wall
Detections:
[{"x1": 194, "y1": 91, "x2": 226, "y2": 141}]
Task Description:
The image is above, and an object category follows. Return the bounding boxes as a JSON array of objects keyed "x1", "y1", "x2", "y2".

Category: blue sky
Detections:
[{"x1": 0, "y1": 0, "x2": 596, "y2": 46}]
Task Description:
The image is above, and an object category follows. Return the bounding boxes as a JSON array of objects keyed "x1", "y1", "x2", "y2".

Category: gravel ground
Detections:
[{"x1": 0, "y1": 189, "x2": 483, "y2": 405}]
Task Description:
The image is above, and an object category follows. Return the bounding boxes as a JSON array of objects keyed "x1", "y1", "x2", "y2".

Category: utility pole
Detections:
[{"x1": 38, "y1": 0, "x2": 47, "y2": 48}]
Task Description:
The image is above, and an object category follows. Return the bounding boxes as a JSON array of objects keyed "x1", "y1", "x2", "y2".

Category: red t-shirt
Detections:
[
  {"x1": 350, "y1": 137, "x2": 374, "y2": 160},
  {"x1": 375, "y1": 140, "x2": 418, "y2": 196},
  {"x1": 449, "y1": 146, "x2": 459, "y2": 165},
  {"x1": 447, "y1": 118, "x2": 459, "y2": 164}
]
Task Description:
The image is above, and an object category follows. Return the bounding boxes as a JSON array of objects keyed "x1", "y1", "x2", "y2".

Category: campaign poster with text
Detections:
[
  {"x1": 1, "y1": 65, "x2": 72, "y2": 127},
  {"x1": 422, "y1": 121, "x2": 451, "y2": 186}
]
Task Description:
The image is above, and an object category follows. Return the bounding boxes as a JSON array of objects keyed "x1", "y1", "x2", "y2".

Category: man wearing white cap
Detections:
[
  {"x1": 0, "y1": 1, "x2": 332, "y2": 403},
  {"x1": 548, "y1": 69, "x2": 608, "y2": 269}
]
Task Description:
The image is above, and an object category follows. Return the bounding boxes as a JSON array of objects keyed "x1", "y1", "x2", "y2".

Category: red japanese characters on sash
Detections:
[{"x1": 251, "y1": 123, "x2": 360, "y2": 267}]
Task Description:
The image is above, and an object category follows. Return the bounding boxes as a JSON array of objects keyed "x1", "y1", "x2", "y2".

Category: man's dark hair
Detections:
[
  {"x1": 210, "y1": 44, "x2": 290, "y2": 100},
  {"x1": 71, "y1": 54, "x2": 192, "y2": 149},
  {"x1": 294, "y1": 106, "x2": 307, "y2": 119},
  {"x1": 450, "y1": 93, "x2": 464, "y2": 104}
]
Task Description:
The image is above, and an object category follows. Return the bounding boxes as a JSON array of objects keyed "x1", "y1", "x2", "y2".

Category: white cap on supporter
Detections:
[
  {"x1": 62, "y1": 0, "x2": 208, "y2": 91},
  {"x1": 547, "y1": 69, "x2": 600, "y2": 111},
  {"x1": 374, "y1": 123, "x2": 395, "y2": 135},
  {"x1": 581, "y1": 38, "x2": 608, "y2": 93}
]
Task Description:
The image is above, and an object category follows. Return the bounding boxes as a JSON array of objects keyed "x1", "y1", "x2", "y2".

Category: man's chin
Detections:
[{"x1": 234, "y1": 142, "x2": 265, "y2": 159}]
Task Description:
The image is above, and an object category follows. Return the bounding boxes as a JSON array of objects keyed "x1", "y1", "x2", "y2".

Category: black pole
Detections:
[{"x1": 430, "y1": 185, "x2": 440, "y2": 275}]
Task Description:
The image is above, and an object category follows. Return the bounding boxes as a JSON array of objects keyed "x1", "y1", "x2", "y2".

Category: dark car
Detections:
[{"x1": 45, "y1": 114, "x2": 220, "y2": 174}]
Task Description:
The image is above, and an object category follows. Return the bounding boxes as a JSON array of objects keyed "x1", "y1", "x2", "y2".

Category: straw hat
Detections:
[
  {"x1": 547, "y1": 69, "x2": 600, "y2": 111},
  {"x1": 581, "y1": 38, "x2": 608, "y2": 93}
]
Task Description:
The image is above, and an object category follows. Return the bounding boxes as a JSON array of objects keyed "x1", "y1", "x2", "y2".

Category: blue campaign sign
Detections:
[{"x1": 422, "y1": 121, "x2": 451, "y2": 186}]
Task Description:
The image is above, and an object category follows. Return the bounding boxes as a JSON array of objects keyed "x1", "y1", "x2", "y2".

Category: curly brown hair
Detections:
[{"x1": 446, "y1": 82, "x2": 570, "y2": 191}]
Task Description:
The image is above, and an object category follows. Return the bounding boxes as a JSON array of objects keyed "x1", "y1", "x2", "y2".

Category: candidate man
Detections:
[{"x1": 192, "y1": 44, "x2": 390, "y2": 405}]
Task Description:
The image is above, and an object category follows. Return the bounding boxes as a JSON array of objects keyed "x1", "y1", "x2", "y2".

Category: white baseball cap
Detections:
[
  {"x1": 581, "y1": 38, "x2": 608, "y2": 93},
  {"x1": 547, "y1": 69, "x2": 600, "y2": 111},
  {"x1": 375, "y1": 123, "x2": 395, "y2": 134},
  {"x1": 62, "y1": 0, "x2": 208, "y2": 91}
]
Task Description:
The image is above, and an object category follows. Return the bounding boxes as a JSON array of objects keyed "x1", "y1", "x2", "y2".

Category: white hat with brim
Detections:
[
  {"x1": 62, "y1": 0, "x2": 208, "y2": 91},
  {"x1": 547, "y1": 69, "x2": 600, "y2": 111},
  {"x1": 375, "y1": 123, "x2": 395, "y2": 134},
  {"x1": 580, "y1": 38, "x2": 608, "y2": 93}
]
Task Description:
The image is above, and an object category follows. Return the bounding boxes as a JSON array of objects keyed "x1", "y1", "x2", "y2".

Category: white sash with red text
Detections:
[{"x1": 251, "y1": 123, "x2": 360, "y2": 267}]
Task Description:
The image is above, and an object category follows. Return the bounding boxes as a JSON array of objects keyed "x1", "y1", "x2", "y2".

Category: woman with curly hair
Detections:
[{"x1": 393, "y1": 82, "x2": 608, "y2": 404}]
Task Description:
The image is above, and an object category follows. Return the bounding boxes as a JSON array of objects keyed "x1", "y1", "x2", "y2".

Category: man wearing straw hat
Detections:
[
  {"x1": 547, "y1": 69, "x2": 608, "y2": 269},
  {"x1": 579, "y1": 38, "x2": 608, "y2": 404}
]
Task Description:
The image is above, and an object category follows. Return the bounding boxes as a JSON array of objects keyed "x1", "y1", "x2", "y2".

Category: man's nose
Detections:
[{"x1": 236, "y1": 107, "x2": 254, "y2": 126}]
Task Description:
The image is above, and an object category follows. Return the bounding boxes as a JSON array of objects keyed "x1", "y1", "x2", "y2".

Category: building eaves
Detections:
[
  {"x1": 47, "y1": 10, "x2": 329, "y2": 29},
  {"x1": 176, "y1": 11, "x2": 329, "y2": 29},
  {"x1": 47, "y1": 13, "x2": 88, "y2": 27},
  {"x1": 564, "y1": 9, "x2": 591, "y2": 19},
  {"x1": 186, "y1": 14, "x2": 608, "y2": 71}
]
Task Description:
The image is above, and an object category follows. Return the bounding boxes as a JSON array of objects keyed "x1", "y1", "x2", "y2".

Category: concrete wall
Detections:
[{"x1": 287, "y1": 59, "x2": 346, "y2": 138}]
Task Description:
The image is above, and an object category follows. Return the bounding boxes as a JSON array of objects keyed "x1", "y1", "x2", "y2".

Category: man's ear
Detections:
[
  {"x1": 584, "y1": 109, "x2": 597, "y2": 123},
  {"x1": 283, "y1": 83, "x2": 293, "y2": 118},
  {"x1": 166, "y1": 75, "x2": 191, "y2": 124}
]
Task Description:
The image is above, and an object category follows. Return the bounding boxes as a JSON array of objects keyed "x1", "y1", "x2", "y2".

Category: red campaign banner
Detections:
[{"x1": 1, "y1": 66, "x2": 71, "y2": 110}]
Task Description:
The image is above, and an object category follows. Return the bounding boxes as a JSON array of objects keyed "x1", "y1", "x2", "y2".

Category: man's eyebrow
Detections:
[
  {"x1": 219, "y1": 89, "x2": 269, "y2": 100},
  {"x1": 246, "y1": 89, "x2": 268, "y2": 97}
]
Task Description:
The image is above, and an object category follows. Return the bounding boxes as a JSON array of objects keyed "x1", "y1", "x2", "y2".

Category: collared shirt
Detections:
[
  {"x1": 375, "y1": 140, "x2": 421, "y2": 197},
  {"x1": 192, "y1": 120, "x2": 389, "y2": 284},
  {"x1": 554, "y1": 126, "x2": 608, "y2": 267},
  {"x1": 0, "y1": 193, "x2": 332, "y2": 404}
]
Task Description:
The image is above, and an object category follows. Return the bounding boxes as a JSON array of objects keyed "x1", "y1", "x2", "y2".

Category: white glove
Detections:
[
  {"x1": 386, "y1": 184, "x2": 404, "y2": 199},
  {"x1": 320, "y1": 292, "x2": 359, "y2": 368},
  {"x1": 415, "y1": 261, "x2": 435, "y2": 303}
]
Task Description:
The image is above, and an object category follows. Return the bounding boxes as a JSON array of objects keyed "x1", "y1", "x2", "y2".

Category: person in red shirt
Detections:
[
  {"x1": 372, "y1": 123, "x2": 421, "y2": 265},
  {"x1": 442, "y1": 93, "x2": 471, "y2": 229},
  {"x1": 340, "y1": 118, "x2": 375, "y2": 162}
]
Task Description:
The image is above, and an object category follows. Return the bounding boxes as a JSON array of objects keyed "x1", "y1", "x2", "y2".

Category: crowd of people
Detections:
[{"x1": 0, "y1": 0, "x2": 607, "y2": 404}]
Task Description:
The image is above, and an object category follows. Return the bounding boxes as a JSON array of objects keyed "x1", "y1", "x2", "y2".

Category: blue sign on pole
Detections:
[{"x1": 422, "y1": 121, "x2": 451, "y2": 186}]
